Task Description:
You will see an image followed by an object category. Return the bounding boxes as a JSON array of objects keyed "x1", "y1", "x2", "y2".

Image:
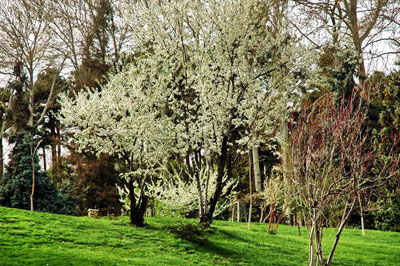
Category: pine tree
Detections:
[{"x1": 0, "y1": 132, "x2": 71, "y2": 213}]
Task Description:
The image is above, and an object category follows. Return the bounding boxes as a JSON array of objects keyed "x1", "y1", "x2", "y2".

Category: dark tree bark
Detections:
[
  {"x1": 200, "y1": 135, "x2": 229, "y2": 226},
  {"x1": 128, "y1": 178, "x2": 149, "y2": 227},
  {"x1": 42, "y1": 145, "x2": 47, "y2": 171}
]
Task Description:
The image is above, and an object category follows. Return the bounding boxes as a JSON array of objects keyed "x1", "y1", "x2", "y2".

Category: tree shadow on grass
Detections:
[
  {"x1": 189, "y1": 236, "x2": 294, "y2": 265},
  {"x1": 211, "y1": 229, "x2": 303, "y2": 261},
  {"x1": 160, "y1": 225, "x2": 244, "y2": 263},
  {"x1": 195, "y1": 240, "x2": 239, "y2": 256},
  {"x1": 218, "y1": 228, "x2": 305, "y2": 248},
  {"x1": 217, "y1": 229, "x2": 253, "y2": 244}
]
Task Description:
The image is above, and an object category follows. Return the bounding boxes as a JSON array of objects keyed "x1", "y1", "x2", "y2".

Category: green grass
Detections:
[{"x1": 0, "y1": 207, "x2": 399, "y2": 266}]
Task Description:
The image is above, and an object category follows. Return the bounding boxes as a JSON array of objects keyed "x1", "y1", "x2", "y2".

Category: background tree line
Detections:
[{"x1": 0, "y1": 1, "x2": 399, "y2": 265}]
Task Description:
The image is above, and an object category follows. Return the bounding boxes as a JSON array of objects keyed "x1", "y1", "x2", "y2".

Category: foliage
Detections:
[
  {"x1": 0, "y1": 133, "x2": 75, "y2": 214},
  {"x1": 146, "y1": 164, "x2": 238, "y2": 218},
  {"x1": 165, "y1": 222, "x2": 213, "y2": 245},
  {"x1": 304, "y1": 43, "x2": 359, "y2": 107},
  {"x1": 373, "y1": 192, "x2": 400, "y2": 232},
  {"x1": 59, "y1": 52, "x2": 173, "y2": 225},
  {"x1": 61, "y1": 0, "x2": 301, "y2": 225},
  {"x1": 288, "y1": 90, "x2": 399, "y2": 265},
  {"x1": 52, "y1": 153, "x2": 122, "y2": 216},
  {"x1": 320, "y1": 44, "x2": 358, "y2": 96},
  {"x1": 370, "y1": 71, "x2": 400, "y2": 151},
  {"x1": 262, "y1": 173, "x2": 286, "y2": 210},
  {"x1": 262, "y1": 172, "x2": 290, "y2": 234},
  {"x1": 366, "y1": 71, "x2": 400, "y2": 230}
]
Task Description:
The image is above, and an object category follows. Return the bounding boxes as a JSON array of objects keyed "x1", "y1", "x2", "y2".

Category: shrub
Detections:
[
  {"x1": 165, "y1": 222, "x2": 213, "y2": 245},
  {"x1": 373, "y1": 193, "x2": 400, "y2": 232}
]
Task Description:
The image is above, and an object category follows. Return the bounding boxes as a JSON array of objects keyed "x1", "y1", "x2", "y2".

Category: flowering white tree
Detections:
[
  {"x1": 123, "y1": 0, "x2": 299, "y2": 225},
  {"x1": 59, "y1": 65, "x2": 174, "y2": 226},
  {"x1": 147, "y1": 163, "x2": 238, "y2": 218},
  {"x1": 60, "y1": 0, "x2": 300, "y2": 225}
]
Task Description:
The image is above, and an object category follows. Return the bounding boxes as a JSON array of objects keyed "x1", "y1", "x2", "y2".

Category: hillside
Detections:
[{"x1": 0, "y1": 207, "x2": 399, "y2": 265}]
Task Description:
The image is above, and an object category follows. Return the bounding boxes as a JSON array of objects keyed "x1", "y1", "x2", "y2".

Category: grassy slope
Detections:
[{"x1": 0, "y1": 207, "x2": 399, "y2": 266}]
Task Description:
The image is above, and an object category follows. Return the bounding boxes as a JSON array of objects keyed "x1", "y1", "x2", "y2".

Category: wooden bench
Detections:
[{"x1": 87, "y1": 208, "x2": 100, "y2": 217}]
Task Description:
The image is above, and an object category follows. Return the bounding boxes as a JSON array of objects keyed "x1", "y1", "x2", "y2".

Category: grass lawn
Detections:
[{"x1": 0, "y1": 207, "x2": 399, "y2": 265}]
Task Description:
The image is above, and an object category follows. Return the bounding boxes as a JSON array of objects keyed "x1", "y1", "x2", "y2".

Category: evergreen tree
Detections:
[
  {"x1": 368, "y1": 70, "x2": 400, "y2": 231},
  {"x1": 0, "y1": 131, "x2": 75, "y2": 214}
]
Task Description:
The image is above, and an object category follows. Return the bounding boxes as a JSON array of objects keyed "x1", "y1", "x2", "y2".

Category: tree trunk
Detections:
[
  {"x1": 260, "y1": 206, "x2": 264, "y2": 223},
  {"x1": 51, "y1": 125, "x2": 57, "y2": 178},
  {"x1": 315, "y1": 224, "x2": 326, "y2": 266},
  {"x1": 296, "y1": 212, "x2": 302, "y2": 236},
  {"x1": 131, "y1": 195, "x2": 148, "y2": 227},
  {"x1": 42, "y1": 145, "x2": 47, "y2": 172},
  {"x1": 252, "y1": 147, "x2": 262, "y2": 192},
  {"x1": 327, "y1": 221, "x2": 346, "y2": 265},
  {"x1": 236, "y1": 202, "x2": 240, "y2": 222},
  {"x1": 268, "y1": 204, "x2": 276, "y2": 233},
  {"x1": 28, "y1": 71, "x2": 36, "y2": 212},
  {"x1": 327, "y1": 200, "x2": 356, "y2": 265},
  {"x1": 201, "y1": 136, "x2": 229, "y2": 226},
  {"x1": 230, "y1": 203, "x2": 235, "y2": 222},
  {"x1": 57, "y1": 126, "x2": 61, "y2": 158},
  {"x1": 203, "y1": 159, "x2": 211, "y2": 217},
  {"x1": 195, "y1": 170, "x2": 206, "y2": 220},
  {"x1": 309, "y1": 223, "x2": 316, "y2": 266},
  {"x1": 128, "y1": 178, "x2": 148, "y2": 227},
  {"x1": 360, "y1": 213, "x2": 365, "y2": 236},
  {"x1": 30, "y1": 144, "x2": 35, "y2": 211},
  {"x1": 28, "y1": 72, "x2": 35, "y2": 127},
  {"x1": 344, "y1": 0, "x2": 367, "y2": 80},
  {"x1": 0, "y1": 137, "x2": 3, "y2": 180},
  {"x1": 248, "y1": 150, "x2": 253, "y2": 229},
  {"x1": 243, "y1": 202, "x2": 248, "y2": 223},
  {"x1": 358, "y1": 193, "x2": 365, "y2": 236}
]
